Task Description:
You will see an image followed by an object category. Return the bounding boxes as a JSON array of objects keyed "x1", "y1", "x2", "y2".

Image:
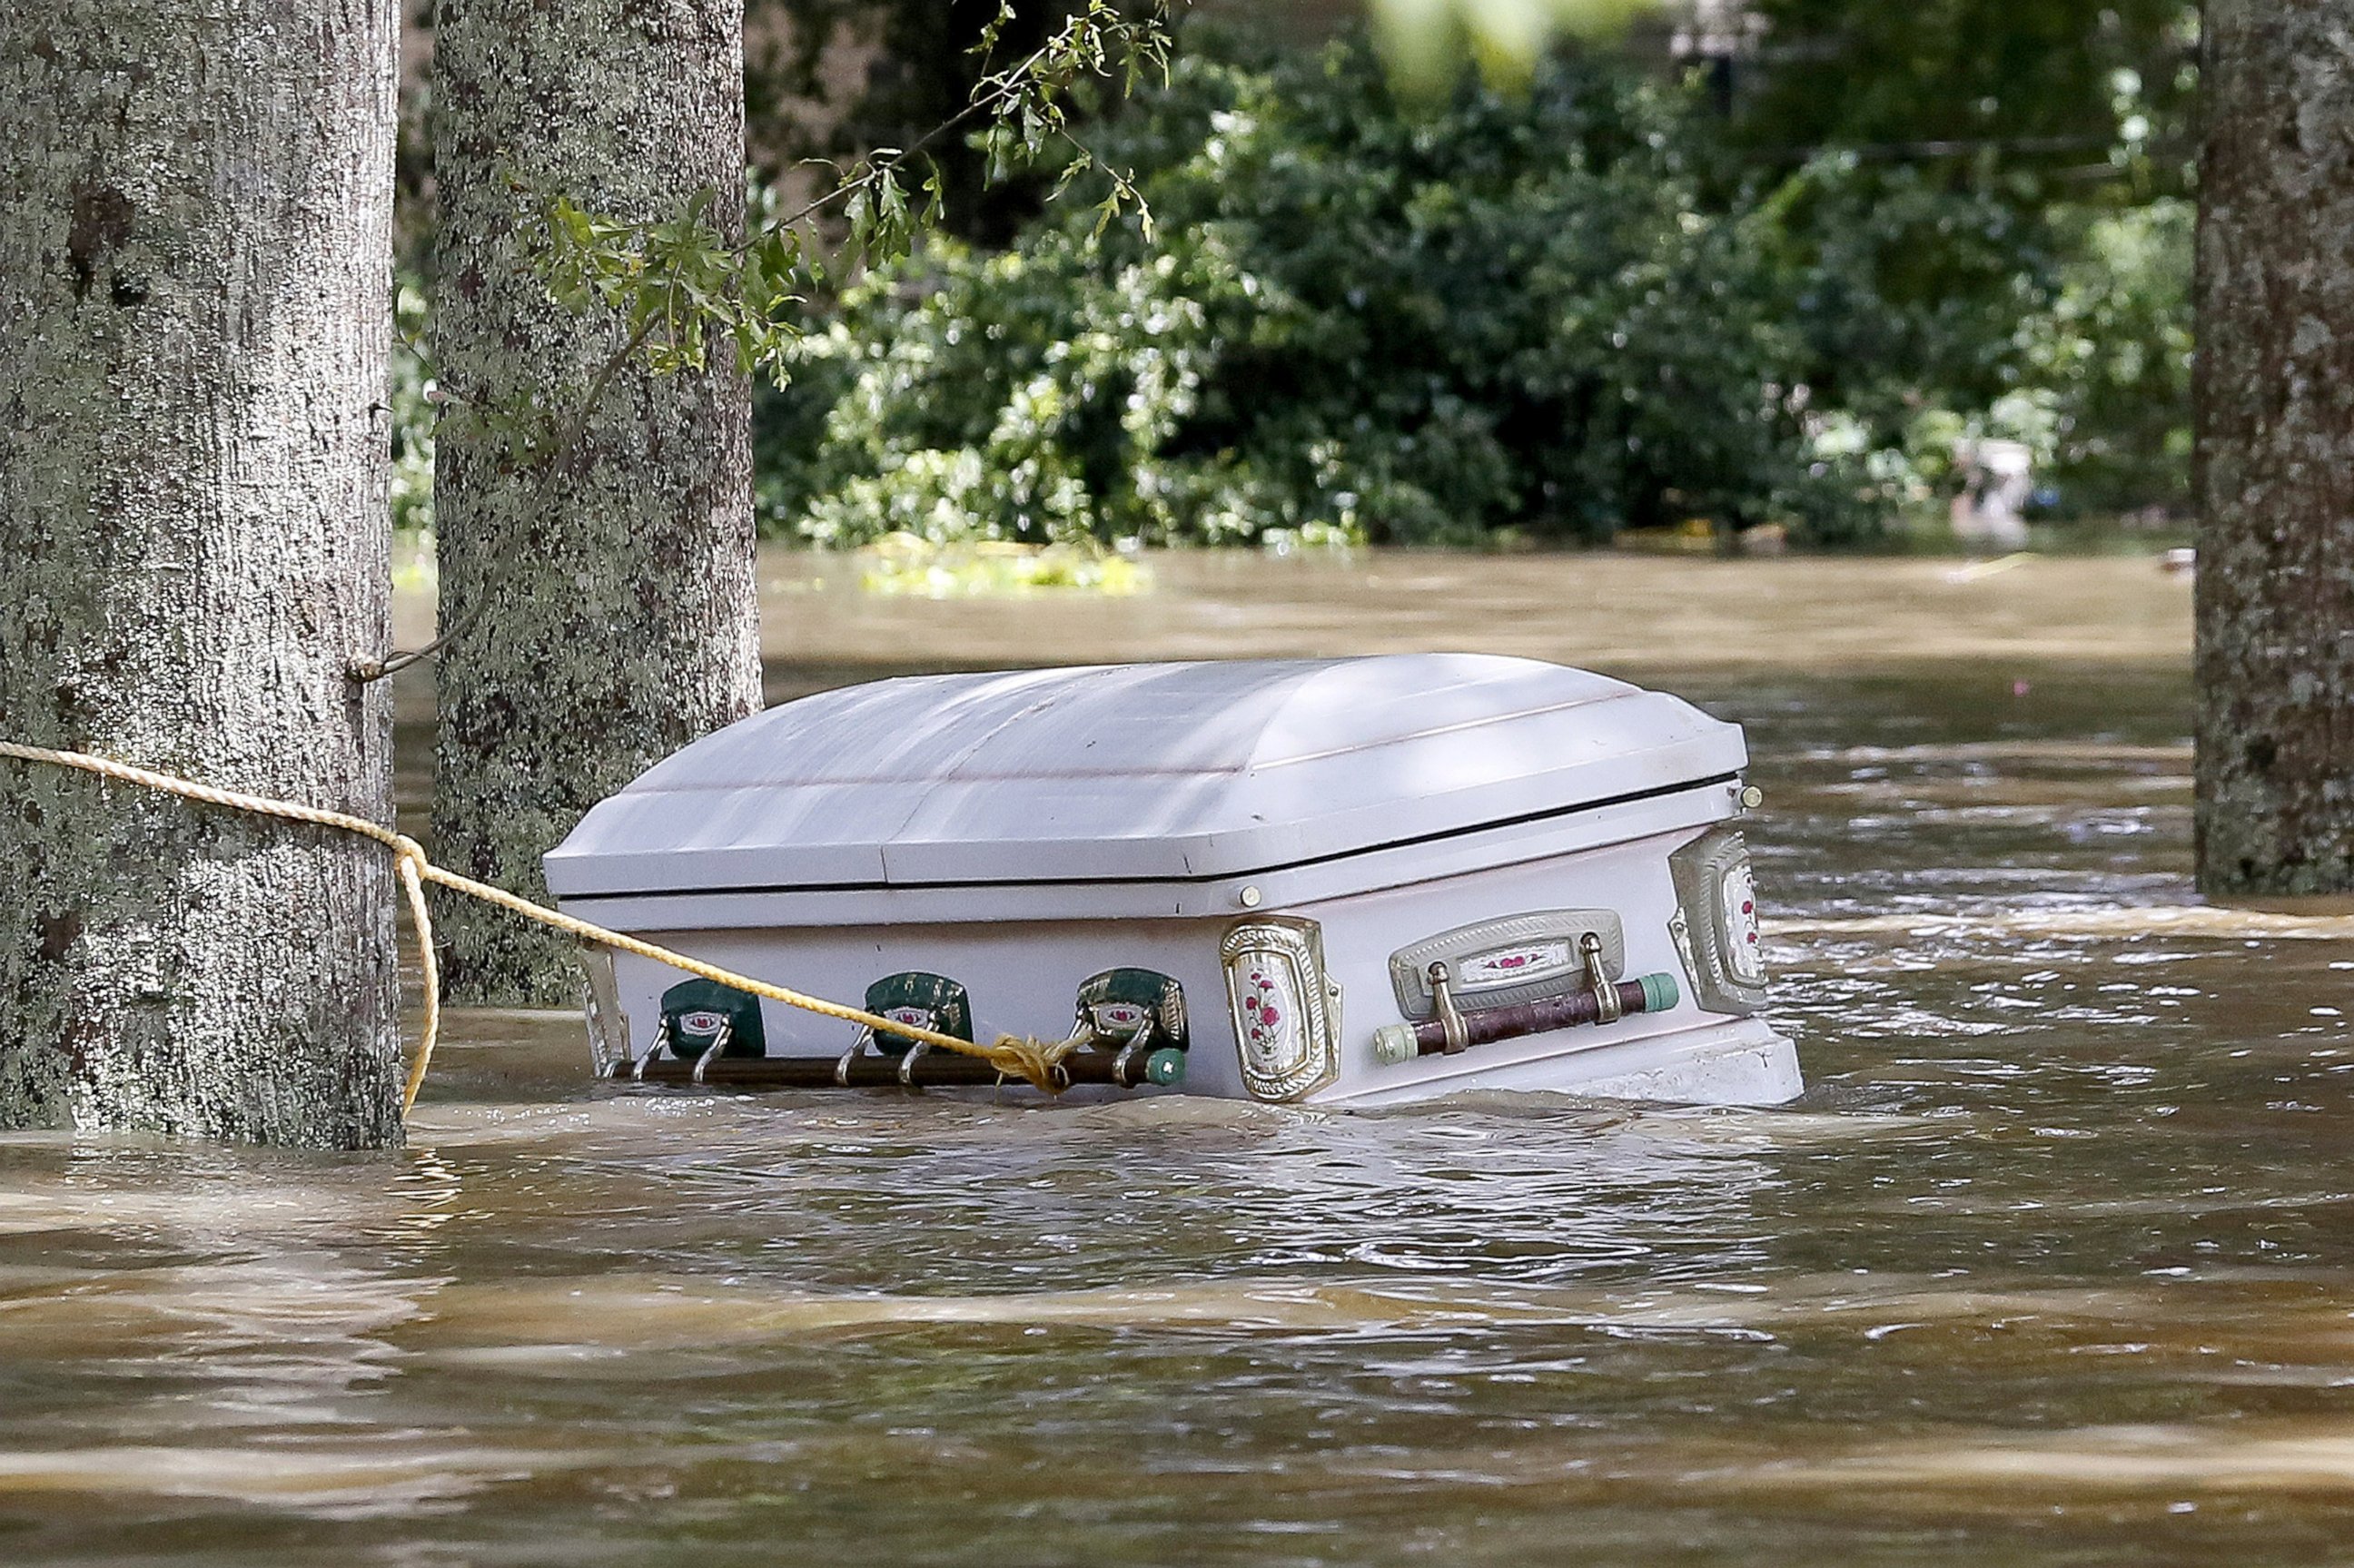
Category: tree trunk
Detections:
[
  {"x1": 0, "y1": 0, "x2": 405, "y2": 1146},
  {"x1": 431, "y1": 0, "x2": 762, "y2": 1006},
  {"x1": 2194, "y1": 1, "x2": 2354, "y2": 894}
]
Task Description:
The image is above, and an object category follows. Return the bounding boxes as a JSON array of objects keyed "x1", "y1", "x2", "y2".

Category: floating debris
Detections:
[{"x1": 855, "y1": 533, "x2": 1149, "y2": 598}]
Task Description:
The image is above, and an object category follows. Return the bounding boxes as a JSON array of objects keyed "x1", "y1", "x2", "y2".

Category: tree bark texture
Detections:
[
  {"x1": 432, "y1": 0, "x2": 762, "y2": 1005},
  {"x1": 0, "y1": 0, "x2": 405, "y2": 1146},
  {"x1": 2195, "y1": 0, "x2": 2354, "y2": 893}
]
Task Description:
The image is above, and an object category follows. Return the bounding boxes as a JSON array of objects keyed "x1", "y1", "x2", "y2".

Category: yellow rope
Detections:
[{"x1": 0, "y1": 742, "x2": 1078, "y2": 1109}]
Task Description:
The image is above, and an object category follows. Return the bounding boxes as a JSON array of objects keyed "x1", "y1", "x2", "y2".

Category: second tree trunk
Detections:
[
  {"x1": 2194, "y1": 0, "x2": 2354, "y2": 892},
  {"x1": 431, "y1": 0, "x2": 763, "y2": 1004}
]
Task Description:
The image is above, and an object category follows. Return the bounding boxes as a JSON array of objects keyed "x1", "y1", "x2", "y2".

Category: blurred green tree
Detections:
[
  {"x1": 1724, "y1": 1, "x2": 2199, "y2": 508},
  {"x1": 764, "y1": 36, "x2": 1883, "y2": 548},
  {"x1": 1731, "y1": 0, "x2": 2196, "y2": 192}
]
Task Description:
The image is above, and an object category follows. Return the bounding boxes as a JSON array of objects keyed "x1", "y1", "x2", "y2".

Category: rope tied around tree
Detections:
[{"x1": 0, "y1": 742, "x2": 1082, "y2": 1110}]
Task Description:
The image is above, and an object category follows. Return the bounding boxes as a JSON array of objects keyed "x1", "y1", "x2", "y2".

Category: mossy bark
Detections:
[
  {"x1": 0, "y1": 0, "x2": 405, "y2": 1146},
  {"x1": 2194, "y1": 0, "x2": 2354, "y2": 894},
  {"x1": 431, "y1": 0, "x2": 761, "y2": 1006}
]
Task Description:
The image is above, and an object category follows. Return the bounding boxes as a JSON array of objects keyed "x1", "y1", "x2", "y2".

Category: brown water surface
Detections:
[{"x1": 22, "y1": 551, "x2": 2354, "y2": 1565}]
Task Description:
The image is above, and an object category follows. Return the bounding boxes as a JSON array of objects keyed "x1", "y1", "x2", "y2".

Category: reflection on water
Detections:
[{"x1": 25, "y1": 552, "x2": 2354, "y2": 1563}]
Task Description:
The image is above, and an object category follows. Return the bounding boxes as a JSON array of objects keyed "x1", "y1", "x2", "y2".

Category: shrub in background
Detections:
[
  {"x1": 2021, "y1": 198, "x2": 2193, "y2": 516},
  {"x1": 761, "y1": 37, "x2": 1894, "y2": 548}
]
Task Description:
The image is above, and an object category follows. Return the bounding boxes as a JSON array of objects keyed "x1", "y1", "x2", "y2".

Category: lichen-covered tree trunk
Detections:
[
  {"x1": 432, "y1": 0, "x2": 762, "y2": 1005},
  {"x1": 0, "y1": 0, "x2": 405, "y2": 1146},
  {"x1": 2194, "y1": 0, "x2": 2354, "y2": 894}
]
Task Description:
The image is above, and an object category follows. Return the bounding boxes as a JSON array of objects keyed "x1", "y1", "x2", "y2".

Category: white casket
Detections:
[{"x1": 544, "y1": 654, "x2": 1801, "y2": 1108}]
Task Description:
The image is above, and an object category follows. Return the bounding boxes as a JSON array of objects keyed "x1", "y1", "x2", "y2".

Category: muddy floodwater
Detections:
[{"x1": 22, "y1": 549, "x2": 2354, "y2": 1565}]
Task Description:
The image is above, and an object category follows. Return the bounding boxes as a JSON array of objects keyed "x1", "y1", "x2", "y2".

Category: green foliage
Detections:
[
  {"x1": 765, "y1": 37, "x2": 1891, "y2": 549},
  {"x1": 1756, "y1": 156, "x2": 2062, "y2": 429},
  {"x1": 746, "y1": 12, "x2": 2201, "y2": 549},
  {"x1": 1740, "y1": 168, "x2": 2191, "y2": 523},
  {"x1": 390, "y1": 272, "x2": 435, "y2": 536},
  {"x1": 744, "y1": 0, "x2": 1097, "y2": 247},
  {"x1": 2016, "y1": 198, "x2": 2194, "y2": 513},
  {"x1": 1719, "y1": 2, "x2": 2200, "y2": 518},
  {"x1": 1733, "y1": 0, "x2": 2198, "y2": 199},
  {"x1": 533, "y1": 1, "x2": 1171, "y2": 394},
  {"x1": 475, "y1": 5, "x2": 2193, "y2": 551}
]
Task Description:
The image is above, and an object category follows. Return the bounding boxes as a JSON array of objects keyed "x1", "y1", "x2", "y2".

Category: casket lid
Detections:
[{"x1": 543, "y1": 654, "x2": 1745, "y2": 897}]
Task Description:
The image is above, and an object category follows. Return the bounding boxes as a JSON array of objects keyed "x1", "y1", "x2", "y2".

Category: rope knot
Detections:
[{"x1": 983, "y1": 1035, "x2": 1075, "y2": 1093}]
